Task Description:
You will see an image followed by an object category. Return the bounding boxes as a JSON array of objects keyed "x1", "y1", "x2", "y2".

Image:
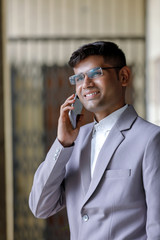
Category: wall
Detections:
[
  {"x1": 146, "y1": 0, "x2": 160, "y2": 125},
  {"x1": 8, "y1": 0, "x2": 145, "y2": 64},
  {"x1": 0, "y1": 0, "x2": 7, "y2": 239}
]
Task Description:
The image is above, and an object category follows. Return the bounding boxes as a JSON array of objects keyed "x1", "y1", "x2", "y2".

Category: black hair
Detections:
[{"x1": 68, "y1": 41, "x2": 126, "y2": 68}]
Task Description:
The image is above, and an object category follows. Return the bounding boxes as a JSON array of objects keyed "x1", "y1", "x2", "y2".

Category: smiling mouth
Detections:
[{"x1": 84, "y1": 91, "x2": 100, "y2": 98}]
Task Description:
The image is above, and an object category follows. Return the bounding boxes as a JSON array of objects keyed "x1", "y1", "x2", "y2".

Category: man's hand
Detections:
[{"x1": 57, "y1": 94, "x2": 84, "y2": 147}]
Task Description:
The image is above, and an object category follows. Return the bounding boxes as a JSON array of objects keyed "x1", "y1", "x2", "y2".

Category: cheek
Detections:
[
  {"x1": 76, "y1": 85, "x2": 82, "y2": 98},
  {"x1": 101, "y1": 81, "x2": 122, "y2": 99}
]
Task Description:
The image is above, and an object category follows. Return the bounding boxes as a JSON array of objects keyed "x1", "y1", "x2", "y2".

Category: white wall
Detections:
[
  {"x1": 146, "y1": 0, "x2": 160, "y2": 124},
  {"x1": 8, "y1": 0, "x2": 144, "y2": 37},
  {"x1": 7, "y1": 0, "x2": 145, "y2": 65}
]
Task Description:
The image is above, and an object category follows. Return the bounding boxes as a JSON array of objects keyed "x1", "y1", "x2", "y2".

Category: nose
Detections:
[{"x1": 82, "y1": 74, "x2": 94, "y2": 89}]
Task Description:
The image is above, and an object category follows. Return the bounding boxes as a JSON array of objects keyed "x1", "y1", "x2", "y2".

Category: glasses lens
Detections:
[
  {"x1": 69, "y1": 73, "x2": 85, "y2": 85},
  {"x1": 87, "y1": 67, "x2": 102, "y2": 79},
  {"x1": 69, "y1": 67, "x2": 102, "y2": 85},
  {"x1": 69, "y1": 76, "x2": 76, "y2": 85},
  {"x1": 75, "y1": 73, "x2": 84, "y2": 84}
]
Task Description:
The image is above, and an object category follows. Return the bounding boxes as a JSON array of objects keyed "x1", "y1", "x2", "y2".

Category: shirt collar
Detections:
[{"x1": 93, "y1": 105, "x2": 128, "y2": 133}]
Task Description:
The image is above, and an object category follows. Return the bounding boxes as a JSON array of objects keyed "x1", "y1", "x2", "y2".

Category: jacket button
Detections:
[
  {"x1": 54, "y1": 148, "x2": 61, "y2": 160},
  {"x1": 82, "y1": 214, "x2": 89, "y2": 222}
]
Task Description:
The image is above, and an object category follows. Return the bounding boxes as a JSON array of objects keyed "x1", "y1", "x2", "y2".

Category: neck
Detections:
[{"x1": 94, "y1": 103, "x2": 126, "y2": 122}]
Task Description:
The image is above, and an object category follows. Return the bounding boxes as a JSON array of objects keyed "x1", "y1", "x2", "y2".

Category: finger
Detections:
[
  {"x1": 61, "y1": 105, "x2": 74, "y2": 113},
  {"x1": 65, "y1": 94, "x2": 75, "y2": 102},
  {"x1": 61, "y1": 95, "x2": 75, "y2": 109},
  {"x1": 63, "y1": 99, "x2": 75, "y2": 108}
]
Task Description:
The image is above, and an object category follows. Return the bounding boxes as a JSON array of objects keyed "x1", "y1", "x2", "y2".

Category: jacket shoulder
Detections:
[
  {"x1": 75, "y1": 122, "x2": 94, "y2": 143},
  {"x1": 136, "y1": 116, "x2": 160, "y2": 132}
]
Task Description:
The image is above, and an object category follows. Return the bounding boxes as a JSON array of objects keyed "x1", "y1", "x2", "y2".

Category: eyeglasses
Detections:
[{"x1": 69, "y1": 66, "x2": 123, "y2": 85}]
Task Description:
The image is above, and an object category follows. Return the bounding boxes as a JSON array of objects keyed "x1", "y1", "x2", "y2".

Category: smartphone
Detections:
[{"x1": 68, "y1": 94, "x2": 83, "y2": 129}]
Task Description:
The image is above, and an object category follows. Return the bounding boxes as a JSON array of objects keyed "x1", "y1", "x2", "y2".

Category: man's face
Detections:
[{"x1": 74, "y1": 55, "x2": 128, "y2": 121}]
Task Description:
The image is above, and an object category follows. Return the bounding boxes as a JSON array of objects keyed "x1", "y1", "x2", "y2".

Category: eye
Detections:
[
  {"x1": 69, "y1": 76, "x2": 76, "y2": 85},
  {"x1": 75, "y1": 73, "x2": 84, "y2": 83},
  {"x1": 88, "y1": 68, "x2": 102, "y2": 79}
]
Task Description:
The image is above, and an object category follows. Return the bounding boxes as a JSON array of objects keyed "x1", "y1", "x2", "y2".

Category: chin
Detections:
[{"x1": 83, "y1": 104, "x2": 98, "y2": 113}]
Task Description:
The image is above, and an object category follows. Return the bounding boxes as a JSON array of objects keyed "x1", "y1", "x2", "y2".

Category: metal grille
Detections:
[{"x1": 11, "y1": 63, "x2": 46, "y2": 240}]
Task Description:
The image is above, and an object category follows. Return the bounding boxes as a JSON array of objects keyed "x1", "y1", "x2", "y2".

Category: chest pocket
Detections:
[{"x1": 104, "y1": 169, "x2": 131, "y2": 178}]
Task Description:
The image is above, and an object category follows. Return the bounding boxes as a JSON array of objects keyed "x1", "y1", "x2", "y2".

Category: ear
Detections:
[{"x1": 119, "y1": 66, "x2": 131, "y2": 87}]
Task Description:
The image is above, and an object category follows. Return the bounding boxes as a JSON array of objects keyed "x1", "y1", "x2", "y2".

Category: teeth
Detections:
[{"x1": 86, "y1": 92, "x2": 97, "y2": 97}]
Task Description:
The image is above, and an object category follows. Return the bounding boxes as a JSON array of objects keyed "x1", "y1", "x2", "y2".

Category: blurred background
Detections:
[{"x1": 0, "y1": 0, "x2": 160, "y2": 239}]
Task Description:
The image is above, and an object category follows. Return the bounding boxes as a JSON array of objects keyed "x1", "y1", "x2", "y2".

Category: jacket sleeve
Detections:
[
  {"x1": 143, "y1": 130, "x2": 160, "y2": 239},
  {"x1": 29, "y1": 138, "x2": 74, "y2": 218}
]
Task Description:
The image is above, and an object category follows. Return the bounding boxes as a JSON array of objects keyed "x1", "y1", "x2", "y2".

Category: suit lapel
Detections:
[
  {"x1": 81, "y1": 105, "x2": 138, "y2": 207},
  {"x1": 81, "y1": 127, "x2": 124, "y2": 206},
  {"x1": 80, "y1": 129, "x2": 92, "y2": 195}
]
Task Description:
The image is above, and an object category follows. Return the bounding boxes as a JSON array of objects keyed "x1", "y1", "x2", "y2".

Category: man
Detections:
[{"x1": 29, "y1": 41, "x2": 160, "y2": 240}]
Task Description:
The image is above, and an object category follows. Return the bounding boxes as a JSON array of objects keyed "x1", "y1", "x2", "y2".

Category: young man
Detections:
[{"x1": 29, "y1": 41, "x2": 160, "y2": 240}]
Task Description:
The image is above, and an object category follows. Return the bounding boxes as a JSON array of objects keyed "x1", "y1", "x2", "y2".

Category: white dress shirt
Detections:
[{"x1": 91, "y1": 105, "x2": 128, "y2": 177}]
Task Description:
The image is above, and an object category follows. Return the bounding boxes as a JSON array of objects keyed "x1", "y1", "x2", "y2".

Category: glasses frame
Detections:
[{"x1": 69, "y1": 66, "x2": 123, "y2": 85}]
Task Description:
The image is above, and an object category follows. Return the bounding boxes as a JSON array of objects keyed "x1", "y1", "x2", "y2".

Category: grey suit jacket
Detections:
[{"x1": 29, "y1": 105, "x2": 160, "y2": 240}]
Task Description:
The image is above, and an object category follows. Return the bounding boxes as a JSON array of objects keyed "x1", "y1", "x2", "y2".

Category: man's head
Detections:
[
  {"x1": 68, "y1": 41, "x2": 130, "y2": 122},
  {"x1": 68, "y1": 41, "x2": 126, "y2": 68}
]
